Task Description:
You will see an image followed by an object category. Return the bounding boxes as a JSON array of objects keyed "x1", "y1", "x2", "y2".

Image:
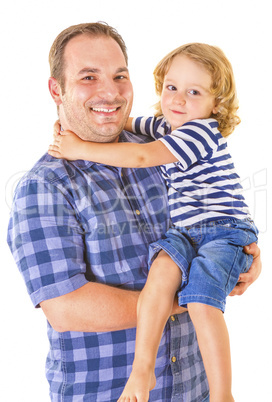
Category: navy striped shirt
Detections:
[{"x1": 133, "y1": 116, "x2": 250, "y2": 227}]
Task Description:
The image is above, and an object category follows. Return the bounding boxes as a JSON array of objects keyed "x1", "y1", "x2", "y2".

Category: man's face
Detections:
[{"x1": 56, "y1": 34, "x2": 133, "y2": 143}]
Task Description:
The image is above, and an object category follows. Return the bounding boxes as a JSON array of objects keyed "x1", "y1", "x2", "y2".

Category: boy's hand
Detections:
[
  {"x1": 53, "y1": 120, "x2": 61, "y2": 139},
  {"x1": 48, "y1": 124, "x2": 86, "y2": 161}
]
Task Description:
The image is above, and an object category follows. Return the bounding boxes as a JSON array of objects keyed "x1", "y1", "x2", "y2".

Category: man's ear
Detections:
[{"x1": 48, "y1": 77, "x2": 62, "y2": 106}]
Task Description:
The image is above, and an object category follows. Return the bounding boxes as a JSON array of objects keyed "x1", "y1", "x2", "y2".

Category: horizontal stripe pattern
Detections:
[{"x1": 133, "y1": 116, "x2": 250, "y2": 227}]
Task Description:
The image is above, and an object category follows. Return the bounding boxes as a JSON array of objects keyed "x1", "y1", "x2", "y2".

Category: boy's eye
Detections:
[
  {"x1": 189, "y1": 89, "x2": 199, "y2": 95},
  {"x1": 167, "y1": 85, "x2": 177, "y2": 91}
]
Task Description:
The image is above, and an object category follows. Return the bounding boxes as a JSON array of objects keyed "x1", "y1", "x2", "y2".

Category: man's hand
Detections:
[{"x1": 229, "y1": 242, "x2": 261, "y2": 296}]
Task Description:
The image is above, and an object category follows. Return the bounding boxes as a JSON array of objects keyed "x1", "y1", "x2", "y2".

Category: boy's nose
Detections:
[{"x1": 173, "y1": 93, "x2": 186, "y2": 105}]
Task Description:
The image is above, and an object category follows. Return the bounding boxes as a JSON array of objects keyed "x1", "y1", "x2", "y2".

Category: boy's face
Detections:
[{"x1": 161, "y1": 55, "x2": 218, "y2": 130}]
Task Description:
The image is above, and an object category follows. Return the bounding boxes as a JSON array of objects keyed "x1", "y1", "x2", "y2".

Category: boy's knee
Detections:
[
  {"x1": 151, "y1": 250, "x2": 177, "y2": 270},
  {"x1": 188, "y1": 302, "x2": 222, "y2": 319}
]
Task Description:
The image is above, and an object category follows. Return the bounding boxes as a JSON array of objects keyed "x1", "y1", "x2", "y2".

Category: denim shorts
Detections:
[{"x1": 148, "y1": 218, "x2": 258, "y2": 312}]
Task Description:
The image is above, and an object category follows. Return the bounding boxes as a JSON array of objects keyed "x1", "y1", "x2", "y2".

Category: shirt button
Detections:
[
  {"x1": 171, "y1": 356, "x2": 177, "y2": 363},
  {"x1": 170, "y1": 315, "x2": 176, "y2": 322},
  {"x1": 135, "y1": 209, "x2": 141, "y2": 215}
]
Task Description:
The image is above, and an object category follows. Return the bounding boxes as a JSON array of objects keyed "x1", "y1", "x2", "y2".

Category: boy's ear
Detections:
[
  {"x1": 48, "y1": 77, "x2": 63, "y2": 106},
  {"x1": 212, "y1": 101, "x2": 220, "y2": 115},
  {"x1": 212, "y1": 104, "x2": 219, "y2": 115}
]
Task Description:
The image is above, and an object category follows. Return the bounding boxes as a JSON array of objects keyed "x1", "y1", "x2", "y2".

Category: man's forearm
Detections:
[
  {"x1": 40, "y1": 281, "x2": 187, "y2": 333},
  {"x1": 40, "y1": 282, "x2": 140, "y2": 333}
]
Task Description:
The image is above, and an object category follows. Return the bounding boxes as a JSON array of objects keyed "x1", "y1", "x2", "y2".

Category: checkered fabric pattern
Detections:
[{"x1": 7, "y1": 131, "x2": 209, "y2": 401}]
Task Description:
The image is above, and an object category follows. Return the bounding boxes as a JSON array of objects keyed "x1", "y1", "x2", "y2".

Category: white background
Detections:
[{"x1": 1, "y1": 0, "x2": 271, "y2": 401}]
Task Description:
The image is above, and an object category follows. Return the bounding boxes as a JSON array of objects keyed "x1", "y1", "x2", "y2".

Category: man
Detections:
[{"x1": 7, "y1": 23, "x2": 261, "y2": 401}]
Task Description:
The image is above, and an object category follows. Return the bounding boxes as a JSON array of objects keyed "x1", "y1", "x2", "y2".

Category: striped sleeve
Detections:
[
  {"x1": 131, "y1": 116, "x2": 168, "y2": 140},
  {"x1": 159, "y1": 119, "x2": 219, "y2": 170}
]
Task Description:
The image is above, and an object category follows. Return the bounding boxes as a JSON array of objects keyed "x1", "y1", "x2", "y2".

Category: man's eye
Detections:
[
  {"x1": 83, "y1": 76, "x2": 95, "y2": 80},
  {"x1": 115, "y1": 75, "x2": 127, "y2": 80}
]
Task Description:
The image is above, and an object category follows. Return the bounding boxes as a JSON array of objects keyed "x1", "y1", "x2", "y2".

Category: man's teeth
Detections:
[{"x1": 92, "y1": 107, "x2": 117, "y2": 113}]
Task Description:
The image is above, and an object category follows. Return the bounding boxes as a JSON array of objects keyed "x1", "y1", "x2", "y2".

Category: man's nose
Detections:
[{"x1": 97, "y1": 78, "x2": 119, "y2": 100}]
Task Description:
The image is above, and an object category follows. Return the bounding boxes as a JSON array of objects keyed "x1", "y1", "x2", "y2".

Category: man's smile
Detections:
[{"x1": 91, "y1": 107, "x2": 119, "y2": 113}]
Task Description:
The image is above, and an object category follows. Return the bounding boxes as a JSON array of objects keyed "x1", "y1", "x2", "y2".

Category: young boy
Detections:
[{"x1": 49, "y1": 43, "x2": 258, "y2": 402}]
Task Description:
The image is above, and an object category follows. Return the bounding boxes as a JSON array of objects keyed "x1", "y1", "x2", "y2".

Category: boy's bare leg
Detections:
[
  {"x1": 188, "y1": 303, "x2": 234, "y2": 402},
  {"x1": 118, "y1": 251, "x2": 182, "y2": 402}
]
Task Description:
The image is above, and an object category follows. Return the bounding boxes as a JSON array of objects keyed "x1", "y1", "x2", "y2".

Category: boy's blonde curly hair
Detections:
[{"x1": 153, "y1": 43, "x2": 240, "y2": 137}]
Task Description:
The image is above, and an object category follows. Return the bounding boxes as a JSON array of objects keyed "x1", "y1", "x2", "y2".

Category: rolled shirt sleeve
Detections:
[{"x1": 7, "y1": 173, "x2": 89, "y2": 307}]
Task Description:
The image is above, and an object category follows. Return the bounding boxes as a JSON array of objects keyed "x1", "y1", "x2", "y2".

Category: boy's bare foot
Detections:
[{"x1": 118, "y1": 366, "x2": 156, "y2": 402}]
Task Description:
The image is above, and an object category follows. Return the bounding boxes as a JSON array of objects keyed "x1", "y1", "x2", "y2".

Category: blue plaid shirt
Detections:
[{"x1": 7, "y1": 131, "x2": 209, "y2": 401}]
